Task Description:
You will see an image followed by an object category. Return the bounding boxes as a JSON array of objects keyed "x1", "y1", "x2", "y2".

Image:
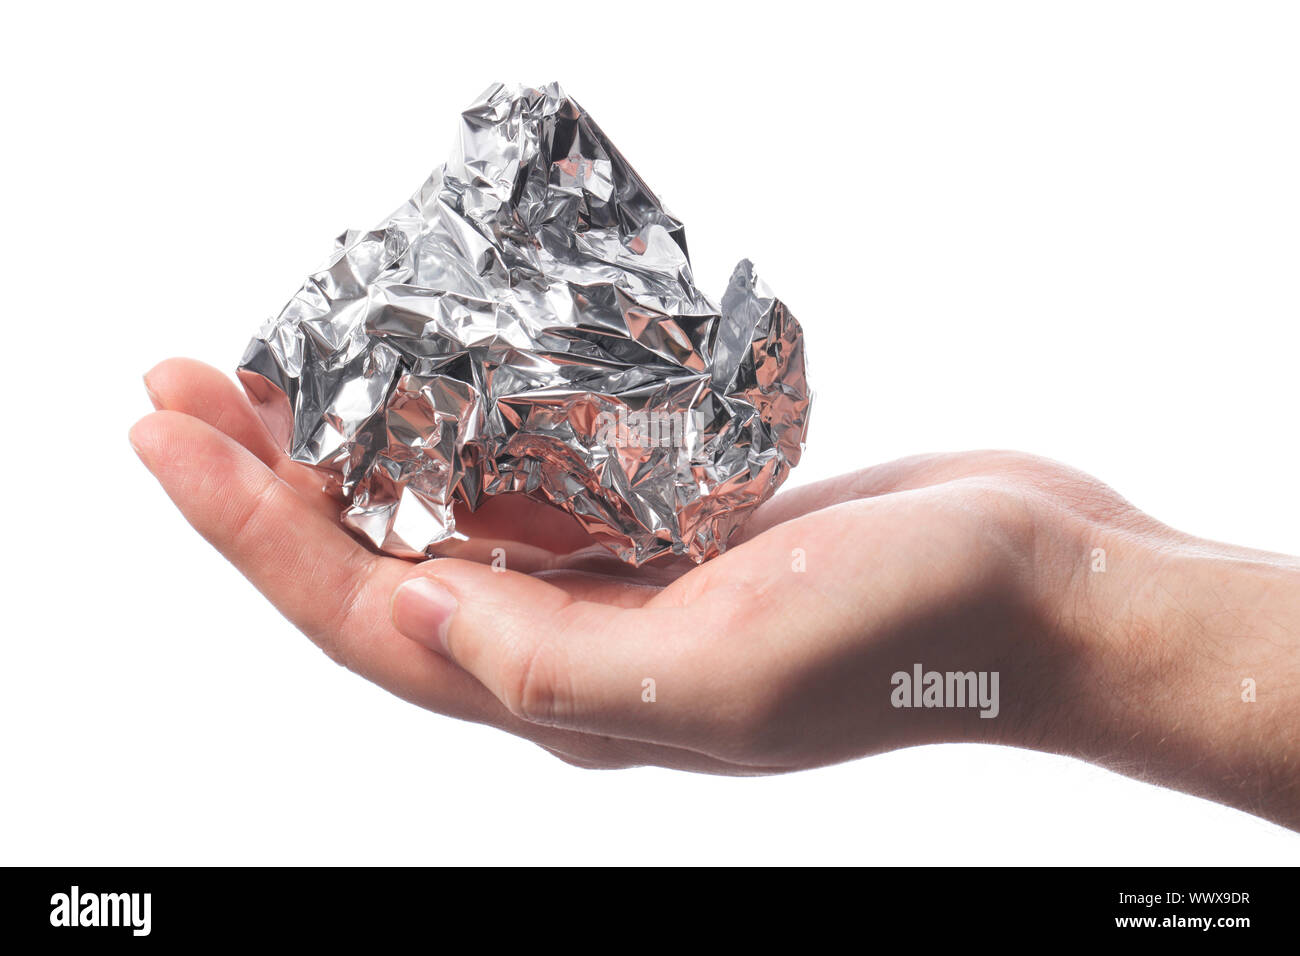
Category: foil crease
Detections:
[{"x1": 237, "y1": 83, "x2": 810, "y2": 565}]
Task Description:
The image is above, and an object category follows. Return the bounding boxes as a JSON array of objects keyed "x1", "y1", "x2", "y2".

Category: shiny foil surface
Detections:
[{"x1": 237, "y1": 83, "x2": 811, "y2": 565}]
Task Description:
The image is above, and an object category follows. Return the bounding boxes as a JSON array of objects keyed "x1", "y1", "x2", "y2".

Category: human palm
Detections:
[{"x1": 133, "y1": 359, "x2": 1300, "y2": 832}]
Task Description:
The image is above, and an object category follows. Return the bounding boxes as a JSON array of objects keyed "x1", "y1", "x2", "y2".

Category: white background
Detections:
[{"x1": 2, "y1": 1, "x2": 1298, "y2": 864}]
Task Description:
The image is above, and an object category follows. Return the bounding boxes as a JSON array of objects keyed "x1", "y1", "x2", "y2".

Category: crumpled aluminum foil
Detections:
[{"x1": 237, "y1": 82, "x2": 810, "y2": 565}]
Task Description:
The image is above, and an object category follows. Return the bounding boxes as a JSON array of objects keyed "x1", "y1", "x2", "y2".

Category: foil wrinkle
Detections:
[{"x1": 238, "y1": 82, "x2": 811, "y2": 565}]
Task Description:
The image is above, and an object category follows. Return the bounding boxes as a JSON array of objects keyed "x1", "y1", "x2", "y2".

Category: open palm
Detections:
[{"x1": 134, "y1": 358, "x2": 1127, "y2": 774}]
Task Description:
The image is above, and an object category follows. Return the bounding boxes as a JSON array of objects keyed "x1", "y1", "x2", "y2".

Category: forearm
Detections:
[{"x1": 1050, "y1": 531, "x2": 1300, "y2": 829}]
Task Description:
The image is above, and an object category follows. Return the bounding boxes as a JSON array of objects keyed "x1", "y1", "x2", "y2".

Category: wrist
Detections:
[{"x1": 1048, "y1": 523, "x2": 1300, "y2": 827}]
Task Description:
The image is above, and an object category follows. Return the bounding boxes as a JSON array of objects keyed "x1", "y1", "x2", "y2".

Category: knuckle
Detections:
[
  {"x1": 331, "y1": 555, "x2": 380, "y2": 639},
  {"x1": 224, "y1": 475, "x2": 280, "y2": 552},
  {"x1": 306, "y1": 555, "x2": 379, "y2": 676},
  {"x1": 501, "y1": 638, "x2": 570, "y2": 726},
  {"x1": 316, "y1": 635, "x2": 356, "y2": 672}
]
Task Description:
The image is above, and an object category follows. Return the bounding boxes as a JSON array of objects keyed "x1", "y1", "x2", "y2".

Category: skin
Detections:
[{"x1": 132, "y1": 358, "x2": 1300, "y2": 829}]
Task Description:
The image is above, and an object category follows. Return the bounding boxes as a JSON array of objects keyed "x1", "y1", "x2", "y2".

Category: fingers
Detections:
[
  {"x1": 130, "y1": 408, "x2": 765, "y2": 772},
  {"x1": 129, "y1": 408, "x2": 494, "y2": 719},
  {"x1": 140, "y1": 359, "x2": 602, "y2": 562},
  {"x1": 130, "y1": 409, "x2": 372, "y2": 638},
  {"x1": 143, "y1": 358, "x2": 342, "y2": 518},
  {"x1": 144, "y1": 358, "x2": 284, "y2": 468},
  {"x1": 134, "y1": 376, "x2": 931, "y2": 773},
  {"x1": 388, "y1": 558, "x2": 731, "y2": 747}
]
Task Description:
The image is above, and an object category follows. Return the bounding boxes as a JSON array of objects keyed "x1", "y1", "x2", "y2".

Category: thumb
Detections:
[{"x1": 388, "y1": 558, "x2": 724, "y2": 745}]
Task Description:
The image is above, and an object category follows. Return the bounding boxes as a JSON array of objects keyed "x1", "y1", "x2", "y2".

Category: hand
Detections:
[{"x1": 132, "y1": 359, "x2": 1300, "y2": 827}]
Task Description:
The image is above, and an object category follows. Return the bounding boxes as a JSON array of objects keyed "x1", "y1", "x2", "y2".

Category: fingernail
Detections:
[
  {"x1": 128, "y1": 422, "x2": 147, "y2": 460},
  {"x1": 143, "y1": 373, "x2": 164, "y2": 410},
  {"x1": 391, "y1": 577, "x2": 458, "y2": 655}
]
